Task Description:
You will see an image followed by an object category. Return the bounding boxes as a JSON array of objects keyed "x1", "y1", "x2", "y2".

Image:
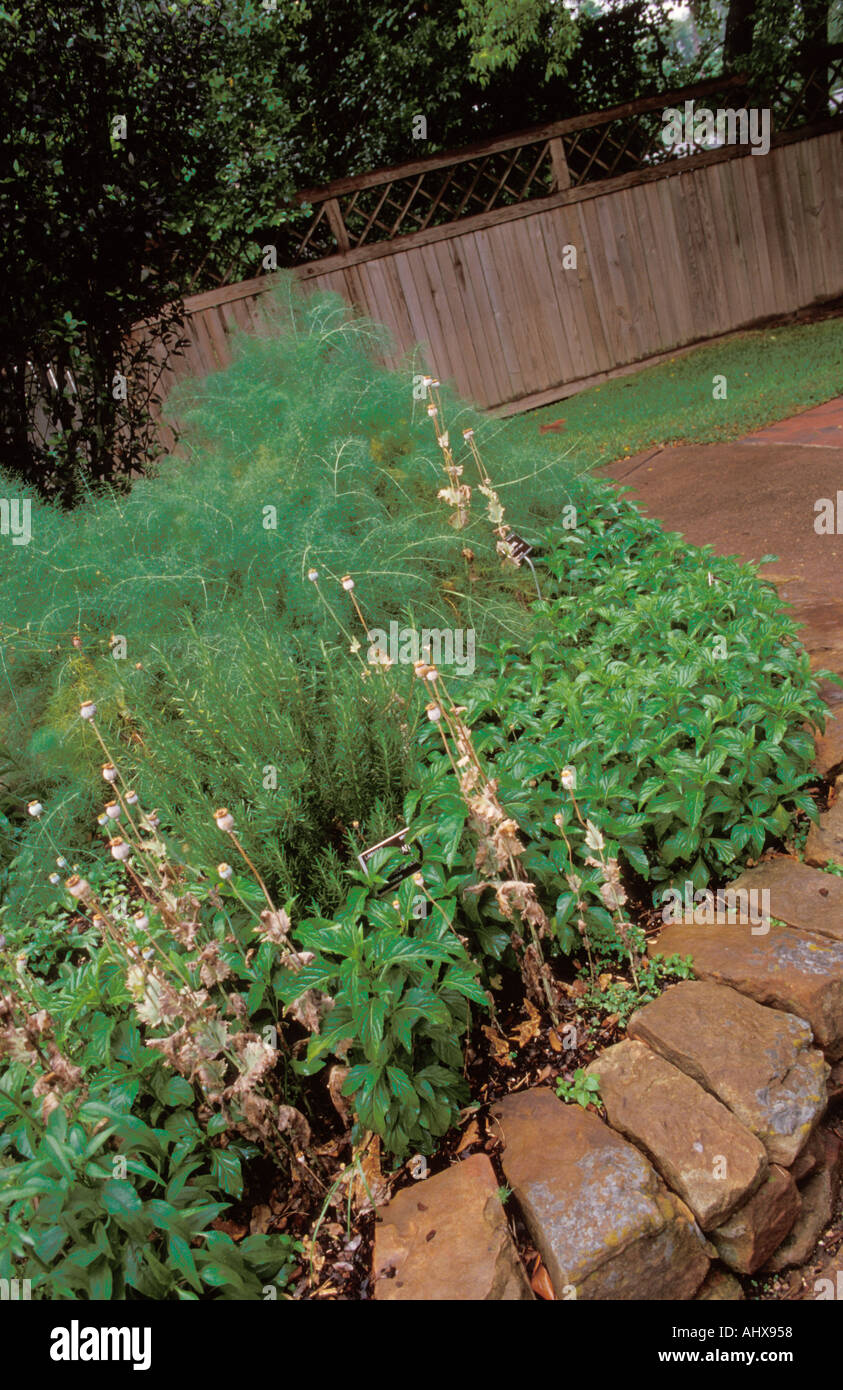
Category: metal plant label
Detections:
[
  {"x1": 357, "y1": 827, "x2": 422, "y2": 892},
  {"x1": 502, "y1": 530, "x2": 533, "y2": 562}
]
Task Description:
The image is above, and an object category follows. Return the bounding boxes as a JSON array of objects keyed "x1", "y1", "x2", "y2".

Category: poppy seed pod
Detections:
[
  {"x1": 426, "y1": 702, "x2": 442, "y2": 722},
  {"x1": 437, "y1": 433, "x2": 449, "y2": 449},
  {"x1": 217, "y1": 862, "x2": 233, "y2": 880},
  {"x1": 341, "y1": 574, "x2": 354, "y2": 591},
  {"x1": 56, "y1": 856, "x2": 68, "y2": 869},
  {"x1": 104, "y1": 801, "x2": 121, "y2": 820},
  {"x1": 66, "y1": 875, "x2": 91, "y2": 899},
  {"x1": 109, "y1": 837, "x2": 131, "y2": 861},
  {"x1": 426, "y1": 404, "x2": 437, "y2": 417},
  {"x1": 102, "y1": 763, "x2": 118, "y2": 783},
  {"x1": 72, "y1": 635, "x2": 83, "y2": 649},
  {"x1": 133, "y1": 911, "x2": 149, "y2": 930},
  {"x1": 79, "y1": 701, "x2": 97, "y2": 721},
  {"x1": 49, "y1": 872, "x2": 61, "y2": 885},
  {"x1": 307, "y1": 568, "x2": 319, "y2": 582},
  {"x1": 561, "y1": 766, "x2": 576, "y2": 790},
  {"x1": 27, "y1": 800, "x2": 43, "y2": 818},
  {"x1": 214, "y1": 808, "x2": 235, "y2": 833},
  {"x1": 462, "y1": 428, "x2": 474, "y2": 440},
  {"x1": 144, "y1": 810, "x2": 160, "y2": 829},
  {"x1": 125, "y1": 790, "x2": 139, "y2": 806}
]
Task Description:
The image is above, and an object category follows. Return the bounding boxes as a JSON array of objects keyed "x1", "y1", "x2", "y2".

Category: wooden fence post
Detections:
[
  {"x1": 549, "y1": 136, "x2": 572, "y2": 192},
  {"x1": 324, "y1": 197, "x2": 351, "y2": 251}
]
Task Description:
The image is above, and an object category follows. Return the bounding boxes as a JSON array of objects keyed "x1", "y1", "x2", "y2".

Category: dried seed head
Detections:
[
  {"x1": 27, "y1": 800, "x2": 43, "y2": 818},
  {"x1": 133, "y1": 911, "x2": 149, "y2": 930},
  {"x1": 125, "y1": 790, "x2": 139, "y2": 806},
  {"x1": 214, "y1": 808, "x2": 235, "y2": 833},
  {"x1": 217, "y1": 862, "x2": 234, "y2": 880},
  {"x1": 412, "y1": 872, "x2": 424, "y2": 886},
  {"x1": 104, "y1": 801, "x2": 121, "y2": 820},
  {"x1": 66, "y1": 875, "x2": 91, "y2": 900},
  {"x1": 109, "y1": 837, "x2": 131, "y2": 862},
  {"x1": 341, "y1": 574, "x2": 354, "y2": 591},
  {"x1": 97, "y1": 813, "x2": 108, "y2": 826},
  {"x1": 426, "y1": 702, "x2": 442, "y2": 722},
  {"x1": 144, "y1": 810, "x2": 160, "y2": 829},
  {"x1": 307, "y1": 568, "x2": 319, "y2": 582},
  {"x1": 56, "y1": 857, "x2": 68, "y2": 869},
  {"x1": 561, "y1": 766, "x2": 576, "y2": 790},
  {"x1": 79, "y1": 701, "x2": 97, "y2": 721},
  {"x1": 462, "y1": 428, "x2": 475, "y2": 440},
  {"x1": 49, "y1": 872, "x2": 61, "y2": 885},
  {"x1": 101, "y1": 763, "x2": 118, "y2": 783}
]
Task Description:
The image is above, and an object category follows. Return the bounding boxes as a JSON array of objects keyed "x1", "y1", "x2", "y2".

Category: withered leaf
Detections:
[{"x1": 455, "y1": 1119, "x2": 481, "y2": 1154}]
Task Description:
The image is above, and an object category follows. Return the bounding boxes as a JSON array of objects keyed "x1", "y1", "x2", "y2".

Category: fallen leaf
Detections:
[
  {"x1": 601, "y1": 1013, "x2": 620, "y2": 1030},
  {"x1": 547, "y1": 1028, "x2": 562, "y2": 1052},
  {"x1": 351, "y1": 1134, "x2": 391, "y2": 1211},
  {"x1": 509, "y1": 998, "x2": 542, "y2": 1048},
  {"x1": 249, "y1": 1204, "x2": 272, "y2": 1236},
  {"x1": 482, "y1": 1024, "x2": 514, "y2": 1067},
  {"x1": 598, "y1": 972, "x2": 613, "y2": 991},
  {"x1": 456, "y1": 1119, "x2": 481, "y2": 1154},
  {"x1": 530, "y1": 1259, "x2": 556, "y2": 1300}
]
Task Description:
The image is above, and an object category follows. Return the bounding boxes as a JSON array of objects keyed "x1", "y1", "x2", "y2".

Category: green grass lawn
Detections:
[{"x1": 514, "y1": 316, "x2": 843, "y2": 470}]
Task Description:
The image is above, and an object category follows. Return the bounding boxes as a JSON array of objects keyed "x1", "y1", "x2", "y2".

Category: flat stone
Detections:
[
  {"x1": 805, "y1": 781, "x2": 843, "y2": 868},
  {"x1": 695, "y1": 1266, "x2": 745, "y2": 1300},
  {"x1": 788, "y1": 1125, "x2": 826, "y2": 1184},
  {"x1": 650, "y1": 921, "x2": 843, "y2": 1058},
  {"x1": 628, "y1": 981, "x2": 828, "y2": 1165},
  {"x1": 730, "y1": 858, "x2": 843, "y2": 944},
  {"x1": 491, "y1": 1087, "x2": 710, "y2": 1300},
  {"x1": 585, "y1": 1040, "x2": 767, "y2": 1231},
  {"x1": 814, "y1": 710, "x2": 843, "y2": 779},
  {"x1": 372, "y1": 1153, "x2": 533, "y2": 1300},
  {"x1": 710, "y1": 1165, "x2": 800, "y2": 1274},
  {"x1": 766, "y1": 1135, "x2": 842, "y2": 1270}
]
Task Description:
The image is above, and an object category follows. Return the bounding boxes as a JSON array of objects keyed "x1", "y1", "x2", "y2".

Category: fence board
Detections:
[{"x1": 141, "y1": 127, "x2": 841, "y2": 427}]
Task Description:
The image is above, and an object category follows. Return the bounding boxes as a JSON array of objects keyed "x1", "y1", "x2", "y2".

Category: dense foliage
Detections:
[{"x1": 0, "y1": 293, "x2": 832, "y2": 1285}]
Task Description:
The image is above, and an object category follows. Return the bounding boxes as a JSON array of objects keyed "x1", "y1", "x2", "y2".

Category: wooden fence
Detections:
[{"x1": 152, "y1": 57, "x2": 843, "y2": 421}]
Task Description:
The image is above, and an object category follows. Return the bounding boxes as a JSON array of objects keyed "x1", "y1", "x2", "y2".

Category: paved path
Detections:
[{"x1": 601, "y1": 398, "x2": 843, "y2": 710}]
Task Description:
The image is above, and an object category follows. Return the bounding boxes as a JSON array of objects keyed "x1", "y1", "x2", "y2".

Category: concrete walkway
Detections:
[{"x1": 601, "y1": 399, "x2": 843, "y2": 752}]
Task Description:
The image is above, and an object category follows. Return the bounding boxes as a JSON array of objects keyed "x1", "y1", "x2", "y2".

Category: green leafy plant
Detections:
[
  {"x1": 575, "y1": 952, "x2": 695, "y2": 1031},
  {"x1": 555, "y1": 1068, "x2": 601, "y2": 1109},
  {"x1": 278, "y1": 865, "x2": 488, "y2": 1157}
]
